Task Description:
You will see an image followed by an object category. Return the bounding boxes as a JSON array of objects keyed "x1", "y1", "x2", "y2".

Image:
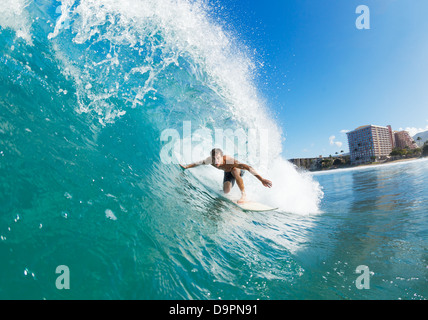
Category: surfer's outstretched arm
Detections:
[
  {"x1": 234, "y1": 162, "x2": 272, "y2": 188},
  {"x1": 180, "y1": 163, "x2": 199, "y2": 170},
  {"x1": 180, "y1": 157, "x2": 211, "y2": 170}
]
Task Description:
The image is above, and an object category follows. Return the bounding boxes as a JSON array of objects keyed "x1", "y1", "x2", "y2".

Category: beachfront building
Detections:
[
  {"x1": 394, "y1": 130, "x2": 417, "y2": 149},
  {"x1": 347, "y1": 125, "x2": 394, "y2": 164},
  {"x1": 289, "y1": 156, "x2": 323, "y2": 171}
]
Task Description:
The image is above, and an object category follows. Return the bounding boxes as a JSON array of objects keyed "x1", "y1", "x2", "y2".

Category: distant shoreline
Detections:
[{"x1": 310, "y1": 157, "x2": 428, "y2": 174}]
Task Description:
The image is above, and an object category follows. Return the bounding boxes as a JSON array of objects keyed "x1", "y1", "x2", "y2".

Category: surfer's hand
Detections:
[
  {"x1": 262, "y1": 179, "x2": 272, "y2": 188},
  {"x1": 179, "y1": 164, "x2": 187, "y2": 170}
]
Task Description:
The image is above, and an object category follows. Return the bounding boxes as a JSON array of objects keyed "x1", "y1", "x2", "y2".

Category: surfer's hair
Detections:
[{"x1": 211, "y1": 148, "x2": 223, "y2": 157}]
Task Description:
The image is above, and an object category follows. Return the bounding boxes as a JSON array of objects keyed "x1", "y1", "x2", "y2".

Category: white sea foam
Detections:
[
  {"x1": 0, "y1": 0, "x2": 34, "y2": 45},
  {"x1": 105, "y1": 209, "x2": 117, "y2": 220}
]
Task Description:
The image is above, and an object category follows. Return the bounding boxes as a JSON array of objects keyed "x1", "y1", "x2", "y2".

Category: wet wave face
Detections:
[{"x1": 0, "y1": 0, "x2": 322, "y2": 299}]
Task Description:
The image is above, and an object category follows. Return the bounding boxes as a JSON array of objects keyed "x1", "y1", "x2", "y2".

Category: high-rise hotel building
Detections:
[
  {"x1": 394, "y1": 131, "x2": 417, "y2": 149},
  {"x1": 347, "y1": 125, "x2": 394, "y2": 164}
]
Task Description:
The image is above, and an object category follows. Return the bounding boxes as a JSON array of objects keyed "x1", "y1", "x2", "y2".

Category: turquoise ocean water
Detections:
[{"x1": 1, "y1": 0, "x2": 427, "y2": 299}]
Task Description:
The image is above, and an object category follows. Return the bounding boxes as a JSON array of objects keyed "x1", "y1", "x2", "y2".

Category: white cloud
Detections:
[
  {"x1": 329, "y1": 135, "x2": 343, "y2": 148},
  {"x1": 340, "y1": 129, "x2": 350, "y2": 134},
  {"x1": 398, "y1": 125, "x2": 428, "y2": 137}
]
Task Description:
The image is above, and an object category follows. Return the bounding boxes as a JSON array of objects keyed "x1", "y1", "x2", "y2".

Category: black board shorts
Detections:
[{"x1": 223, "y1": 169, "x2": 245, "y2": 187}]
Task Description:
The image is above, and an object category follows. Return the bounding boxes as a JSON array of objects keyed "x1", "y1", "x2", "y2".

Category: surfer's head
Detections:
[{"x1": 211, "y1": 148, "x2": 223, "y2": 167}]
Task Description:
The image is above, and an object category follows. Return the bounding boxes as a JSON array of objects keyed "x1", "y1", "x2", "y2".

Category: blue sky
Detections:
[{"x1": 214, "y1": 0, "x2": 428, "y2": 158}]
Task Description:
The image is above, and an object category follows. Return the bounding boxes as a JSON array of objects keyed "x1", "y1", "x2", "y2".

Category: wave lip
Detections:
[{"x1": 0, "y1": 0, "x2": 323, "y2": 215}]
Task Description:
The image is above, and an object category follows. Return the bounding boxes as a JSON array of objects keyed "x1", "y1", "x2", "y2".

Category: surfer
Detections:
[{"x1": 180, "y1": 148, "x2": 272, "y2": 203}]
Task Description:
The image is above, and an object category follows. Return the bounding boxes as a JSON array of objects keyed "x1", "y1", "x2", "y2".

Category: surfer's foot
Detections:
[{"x1": 238, "y1": 193, "x2": 247, "y2": 204}]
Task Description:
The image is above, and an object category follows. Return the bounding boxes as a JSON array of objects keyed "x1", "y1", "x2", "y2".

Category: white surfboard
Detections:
[
  {"x1": 213, "y1": 190, "x2": 278, "y2": 212},
  {"x1": 233, "y1": 200, "x2": 278, "y2": 212}
]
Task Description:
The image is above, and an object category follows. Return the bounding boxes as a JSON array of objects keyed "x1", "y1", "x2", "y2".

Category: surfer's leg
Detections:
[
  {"x1": 223, "y1": 181, "x2": 232, "y2": 194},
  {"x1": 223, "y1": 172, "x2": 234, "y2": 194},
  {"x1": 232, "y1": 168, "x2": 246, "y2": 203}
]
